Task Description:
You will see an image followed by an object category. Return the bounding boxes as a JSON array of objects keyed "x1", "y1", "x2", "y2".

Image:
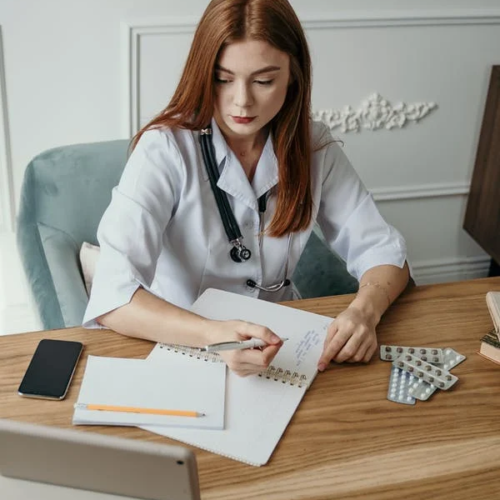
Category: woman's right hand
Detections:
[{"x1": 205, "y1": 320, "x2": 283, "y2": 377}]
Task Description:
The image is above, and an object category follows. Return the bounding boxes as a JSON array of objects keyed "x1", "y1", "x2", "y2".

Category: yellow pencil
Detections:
[{"x1": 74, "y1": 403, "x2": 204, "y2": 417}]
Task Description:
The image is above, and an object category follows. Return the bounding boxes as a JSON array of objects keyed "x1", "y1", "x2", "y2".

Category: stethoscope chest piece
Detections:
[{"x1": 230, "y1": 245, "x2": 251, "y2": 263}]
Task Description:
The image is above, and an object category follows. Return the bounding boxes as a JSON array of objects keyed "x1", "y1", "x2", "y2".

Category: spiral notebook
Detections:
[{"x1": 143, "y1": 288, "x2": 333, "y2": 466}]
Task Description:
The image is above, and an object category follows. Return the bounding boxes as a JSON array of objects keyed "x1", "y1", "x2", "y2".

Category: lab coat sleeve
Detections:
[
  {"x1": 83, "y1": 129, "x2": 183, "y2": 328},
  {"x1": 316, "y1": 136, "x2": 407, "y2": 281}
]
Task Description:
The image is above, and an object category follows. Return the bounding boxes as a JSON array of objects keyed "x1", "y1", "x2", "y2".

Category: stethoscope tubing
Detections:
[
  {"x1": 200, "y1": 130, "x2": 241, "y2": 243},
  {"x1": 199, "y1": 125, "x2": 291, "y2": 291}
]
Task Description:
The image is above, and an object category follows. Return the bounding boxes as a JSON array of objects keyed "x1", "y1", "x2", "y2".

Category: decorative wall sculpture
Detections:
[{"x1": 312, "y1": 93, "x2": 437, "y2": 133}]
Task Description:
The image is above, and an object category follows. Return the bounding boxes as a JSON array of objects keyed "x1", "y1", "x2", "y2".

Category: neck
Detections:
[
  {"x1": 227, "y1": 133, "x2": 263, "y2": 153},
  {"x1": 222, "y1": 129, "x2": 267, "y2": 182},
  {"x1": 214, "y1": 118, "x2": 268, "y2": 158},
  {"x1": 225, "y1": 131, "x2": 267, "y2": 159}
]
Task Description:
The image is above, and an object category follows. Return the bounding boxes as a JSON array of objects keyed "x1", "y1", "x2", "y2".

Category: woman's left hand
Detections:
[{"x1": 317, "y1": 306, "x2": 378, "y2": 371}]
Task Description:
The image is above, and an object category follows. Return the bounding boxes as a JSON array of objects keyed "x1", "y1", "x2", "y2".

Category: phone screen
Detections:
[{"x1": 18, "y1": 339, "x2": 84, "y2": 400}]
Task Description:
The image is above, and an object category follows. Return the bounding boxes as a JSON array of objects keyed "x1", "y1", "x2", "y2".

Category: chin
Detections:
[{"x1": 226, "y1": 121, "x2": 261, "y2": 136}]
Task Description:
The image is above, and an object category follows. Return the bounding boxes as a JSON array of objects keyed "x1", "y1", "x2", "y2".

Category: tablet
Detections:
[{"x1": 0, "y1": 419, "x2": 201, "y2": 500}]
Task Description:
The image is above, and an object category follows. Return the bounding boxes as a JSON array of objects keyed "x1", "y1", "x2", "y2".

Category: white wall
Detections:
[{"x1": 0, "y1": 0, "x2": 499, "y2": 332}]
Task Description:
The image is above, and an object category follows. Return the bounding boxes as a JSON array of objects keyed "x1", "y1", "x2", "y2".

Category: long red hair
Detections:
[{"x1": 132, "y1": 0, "x2": 313, "y2": 237}]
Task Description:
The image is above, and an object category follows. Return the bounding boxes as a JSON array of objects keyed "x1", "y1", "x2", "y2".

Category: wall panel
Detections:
[
  {"x1": 125, "y1": 11, "x2": 500, "y2": 282},
  {"x1": 0, "y1": 26, "x2": 14, "y2": 234}
]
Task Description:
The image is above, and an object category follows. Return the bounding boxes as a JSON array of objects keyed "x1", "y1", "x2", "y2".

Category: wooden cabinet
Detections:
[{"x1": 464, "y1": 66, "x2": 500, "y2": 275}]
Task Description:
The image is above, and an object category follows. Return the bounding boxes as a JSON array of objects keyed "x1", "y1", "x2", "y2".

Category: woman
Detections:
[{"x1": 84, "y1": 0, "x2": 410, "y2": 376}]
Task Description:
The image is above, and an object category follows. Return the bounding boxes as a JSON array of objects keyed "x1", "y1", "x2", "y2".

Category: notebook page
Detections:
[
  {"x1": 193, "y1": 288, "x2": 330, "y2": 383},
  {"x1": 143, "y1": 289, "x2": 333, "y2": 465},
  {"x1": 73, "y1": 356, "x2": 226, "y2": 430}
]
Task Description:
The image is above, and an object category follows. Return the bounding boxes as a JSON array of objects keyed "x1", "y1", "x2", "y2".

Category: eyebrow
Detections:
[{"x1": 215, "y1": 64, "x2": 281, "y2": 76}]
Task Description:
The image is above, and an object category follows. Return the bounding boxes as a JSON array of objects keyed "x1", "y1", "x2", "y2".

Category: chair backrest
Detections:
[
  {"x1": 17, "y1": 140, "x2": 129, "y2": 329},
  {"x1": 17, "y1": 140, "x2": 357, "y2": 331},
  {"x1": 294, "y1": 229, "x2": 358, "y2": 299}
]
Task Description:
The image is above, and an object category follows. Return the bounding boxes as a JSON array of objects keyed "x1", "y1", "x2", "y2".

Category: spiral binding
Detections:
[
  {"x1": 258, "y1": 365, "x2": 308, "y2": 388},
  {"x1": 159, "y1": 343, "x2": 308, "y2": 387},
  {"x1": 158, "y1": 343, "x2": 224, "y2": 363}
]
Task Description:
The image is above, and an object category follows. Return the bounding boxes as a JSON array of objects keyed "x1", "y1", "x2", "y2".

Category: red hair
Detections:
[{"x1": 132, "y1": 0, "x2": 313, "y2": 237}]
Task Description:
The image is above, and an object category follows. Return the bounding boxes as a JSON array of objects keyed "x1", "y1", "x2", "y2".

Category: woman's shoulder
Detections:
[
  {"x1": 131, "y1": 126, "x2": 201, "y2": 171},
  {"x1": 310, "y1": 118, "x2": 329, "y2": 140},
  {"x1": 137, "y1": 125, "x2": 194, "y2": 151},
  {"x1": 310, "y1": 119, "x2": 343, "y2": 155}
]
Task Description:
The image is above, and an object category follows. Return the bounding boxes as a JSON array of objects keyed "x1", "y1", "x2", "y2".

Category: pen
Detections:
[
  {"x1": 74, "y1": 403, "x2": 205, "y2": 417},
  {"x1": 199, "y1": 337, "x2": 288, "y2": 353}
]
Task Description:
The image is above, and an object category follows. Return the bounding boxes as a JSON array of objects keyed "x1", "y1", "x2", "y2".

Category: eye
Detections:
[
  {"x1": 255, "y1": 80, "x2": 274, "y2": 86},
  {"x1": 215, "y1": 75, "x2": 232, "y2": 84}
]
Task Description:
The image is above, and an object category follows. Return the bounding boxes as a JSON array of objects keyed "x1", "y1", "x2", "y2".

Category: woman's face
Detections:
[{"x1": 213, "y1": 39, "x2": 291, "y2": 141}]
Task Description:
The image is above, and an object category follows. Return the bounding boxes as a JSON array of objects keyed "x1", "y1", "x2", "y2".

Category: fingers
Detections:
[
  {"x1": 318, "y1": 323, "x2": 363, "y2": 368},
  {"x1": 363, "y1": 342, "x2": 378, "y2": 363},
  {"x1": 318, "y1": 317, "x2": 377, "y2": 371},
  {"x1": 237, "y1": 322, "x2": 282, "y2": 346},
  {"x1": 221, "y1": 340, "x2": 281, "y2": 377},
  {"x1": 335, "y1": 333, "x2": 368, "y2": 363},
  {"x1": 236, "y1": 343, "x2": 280, "y2": 366}
]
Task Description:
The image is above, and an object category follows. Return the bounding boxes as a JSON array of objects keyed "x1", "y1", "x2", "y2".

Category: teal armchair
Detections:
[{"x1": 17, "y1": 140, "x2": 358, "y2": 330}]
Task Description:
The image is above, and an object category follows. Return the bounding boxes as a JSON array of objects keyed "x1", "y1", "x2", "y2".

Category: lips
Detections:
[{"x1": 231, "y1": 116, "x2": 256, "y2": 124}]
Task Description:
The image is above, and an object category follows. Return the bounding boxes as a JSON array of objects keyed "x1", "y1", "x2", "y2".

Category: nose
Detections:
[{"x1": 233, "y1": 81, "x2": 253, "y2": 109}]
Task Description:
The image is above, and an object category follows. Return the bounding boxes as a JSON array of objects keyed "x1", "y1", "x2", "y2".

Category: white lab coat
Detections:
[{"x1": 83, "y1": 119, "x2": 407, "y2": 328}]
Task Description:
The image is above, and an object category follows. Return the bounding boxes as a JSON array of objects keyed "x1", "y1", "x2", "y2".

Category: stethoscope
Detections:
[{"x1": 199, "y1": 126, "x2": 291, "y2": 293}]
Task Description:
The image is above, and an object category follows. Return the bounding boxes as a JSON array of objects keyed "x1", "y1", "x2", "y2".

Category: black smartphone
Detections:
[{"x1": 18, "y1": 339, "x2": 84, "y2": 400}]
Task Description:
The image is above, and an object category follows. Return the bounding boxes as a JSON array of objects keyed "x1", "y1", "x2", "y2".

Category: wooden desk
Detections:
[{"x1": 1, "y1": 278, "x2": 500, "y2": 500}]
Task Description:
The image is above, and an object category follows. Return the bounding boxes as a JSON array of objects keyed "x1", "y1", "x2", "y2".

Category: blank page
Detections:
[{"x1": 73, "y1": 356, "x2": 226, "y2": 430}]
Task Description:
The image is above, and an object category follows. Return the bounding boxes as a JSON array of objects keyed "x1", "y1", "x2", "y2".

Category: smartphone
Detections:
[{"x1": 18, "y1": 339, "x2": 84, "y2": 400}]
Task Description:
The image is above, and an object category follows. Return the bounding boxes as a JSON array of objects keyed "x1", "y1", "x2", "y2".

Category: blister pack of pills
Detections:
[
  {"x1": 380, "y1": 345, "x2": 444, "y2": 364},
  {"x1": 407, "y1": 348, "x2": 466, "y2": 401},
  {"x1": 437, "y1": 348, "x2": 467, "y2": 371},
  {"x1": 393, "y1": 354, "x2": 458, "y2": 389},
  {"x1": 381, "y1": 345, "x2": 466, "y2": 405},
  {"x1": 387, "y1": 366, "x2": 416, "y2": 405}
]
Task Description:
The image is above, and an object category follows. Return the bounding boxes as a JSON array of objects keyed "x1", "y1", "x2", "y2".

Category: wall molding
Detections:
[
  {"x1": 299, "y1": 10, "x2": 500, "y2": 29},
  {"x1": 371, "y1": 182, "x2": 470, "y2": 202},
  {"x1": 122, "y1": 9, "x2": 500, "y2": 137},
  {"x1": 411, "y1": 255, "x2": 490, "y2": 285},
  {"x1": 0, "y1": 26, "x2": 15, "y2": 233}
]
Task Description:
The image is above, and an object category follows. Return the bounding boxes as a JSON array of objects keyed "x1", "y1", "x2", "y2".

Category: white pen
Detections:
[{"x1": 199, "y1": 337, "x2": 288, "y2": 353}]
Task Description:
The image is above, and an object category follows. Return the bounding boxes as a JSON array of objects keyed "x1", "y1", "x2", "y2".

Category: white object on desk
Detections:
[
  {"x1": 145, "y1": 288, "x2": 334, "y2": 466},
  {"x1": 73, "y1": 355, "x2": 226, "y2": 429},
  {"x1": 486, "y1": 291, "x2": 500, "y2": 340}
]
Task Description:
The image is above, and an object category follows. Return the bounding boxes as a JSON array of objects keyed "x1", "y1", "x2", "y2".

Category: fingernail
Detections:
[
  {"x1": 318, "y1": 363, "x2": 326, "y2": 372},
  {"x1": 272, "y1": 335, "x2": 281, "y2": 343}
]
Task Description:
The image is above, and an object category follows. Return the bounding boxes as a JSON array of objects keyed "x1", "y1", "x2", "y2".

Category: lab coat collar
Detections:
[
  {"x1": 210, "y1": 118, "x2": 230, "y2": 173},
  {"x1": 207, "y1": 118, "x2": 279, "y2": 212}
]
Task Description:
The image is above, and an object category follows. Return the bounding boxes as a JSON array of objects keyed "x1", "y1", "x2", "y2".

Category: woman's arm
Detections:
[
  {"x1": 99, "y1": 288, "x2": 283, "y2": 377},
  {"x1": 317, "y1": 262, "x2": 410, "y2": 371}
]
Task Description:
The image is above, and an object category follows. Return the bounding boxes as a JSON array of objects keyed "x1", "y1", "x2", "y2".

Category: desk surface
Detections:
[{"x1": 1, "y1": 278, "x2": 500, "y2": 500}]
